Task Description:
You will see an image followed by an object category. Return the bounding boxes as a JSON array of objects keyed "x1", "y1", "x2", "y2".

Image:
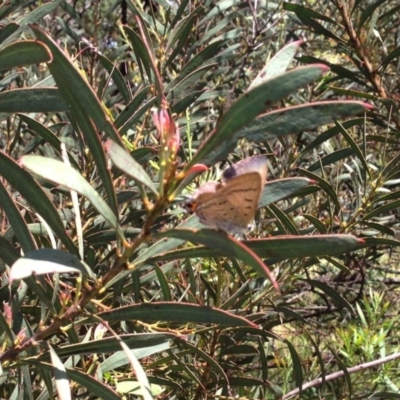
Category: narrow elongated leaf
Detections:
[
  {"x1": 168, "y1": 63, "x2": 217, "y2": 99},
  {"x1": 284, "y1": 339, "x2": 303, "y2": 391},
  {"x1": 363, "y1": 199, "x2": 400, "y2": 220},
  {"x1": 49, "y1": 344, "x2": 71, "y2": 400},
  {"x1": 149, "y1": 234, "x2": 364, "y2": 262},
  {"x1": 260, "y1": 178, "x2": 314, "y2": 208},
  {"x1": 191, "y1": 65, "x2": 329, "y2": 165},
  {"x1": 165, "y1": 6, "x2": 203, "y2": 67},
  {"x1": 268, "y1": 204, "x2": 299, "y2": 235},
  {"x1": 283, "y1": 3, "x2": 344, "y2": 43},
  {"x1": 1, "y1": 1, "x2": 63, "y2": 46},
  {"x1": 119, "y1": 341, "x2": 153, "y2": 400},
  {"x1": 382, "y1": 45, "x2": 400, "y2": 70},
  {"x1": 301, "y1": 279, "x2": 354, "y2": 313},
  {"x1": 158, "y1": 229, "x2": 279, "y2": 291},
  {"x1": 26, "y1": 361, "x2": 120, "y2": 400},
  {"x1": 20, "y1": 155, "x2": 125, "y2": 241},
  {"x1": 0, "y1": 24, "x2": 18, "y2": 43},
  {"x1": 31, "y1": 26, "x2": 121, "y2": 218},
  {"x1": 45, "y1": 333, "x2": 175, "y2": 359},
  {"x1": 30, "y1": 25, "x2": 123, "y2": 145},
  {"x1": 298, "y1": 118, "x2": 366, "y2": 159},
  {"x1": 181, "y1": 340, "x2": 228, "y2": 383},
  {"x1": 105, "y1": 139, "x2": 157, "y2": 195},
  {"x1": 114, "y1": 86, "x2": 151, "y2": 129},
  {"x1": 96, "y1": 302, "x2": 257, "y2": 327},
  {"x1": 209, "y1": 101, "x2": 371, "y2": 163},
  {"x1": 0, "y1": 180, "x2": 36, "y2": 253},
  {"x1": 198, "y1": 0, "x2": 236, "y2": 25},
  {"x1": 168, "y1": 40, "x2": 224, "y2": 88},
  {"x1": 10, "y1": 249, "x2": 95, "y2": 282},
  {"x1": 98, "y1": 54, "x2": 131, "y2": 103},
  {"x1": 0, "y1": 152, "x2": 76, "y2": 254},
  {"x1": 123, "y1": 26, "x2": 153, "y2": 82},
  {"x1": 0, "y1": 88, "x2": 68, "y2": 113},
  {"x1": 358, "y1": 0, "x2": 387, "y2": 30},
  {"x1": 0, "y1": 40, "x2": 51, "y2": 71},
  {"x1": 101, "y1": 342, "x2": 171, "y2": 373},
  {"x1": 242, "y1": 102, "x2": 372, "y2": 142},
  {"x1": 308, "y1": 147, "x2": 355, "y2": 171},
  {"x1": 299, "y1": 168, "x2": 341, "y2": 213},
  {"x1": 0, "y1": 236, "x2": 20, "y2": 266},
  {"x1": 18, "y1": 1, "x2": 62, "y2": 25},
  {"x1": 335, "y1": 121, "x2": 370, "y2": 178},
  {"x1": 248, "y1": 40, "x2": 303, "y2": 90}
]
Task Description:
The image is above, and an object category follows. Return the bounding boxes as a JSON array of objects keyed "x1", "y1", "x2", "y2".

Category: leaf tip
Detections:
[{"x1": 362, "y1": 102, "x2": 374, "y2": 110}]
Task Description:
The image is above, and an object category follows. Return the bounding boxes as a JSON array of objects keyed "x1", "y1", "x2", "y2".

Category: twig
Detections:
[{"x1": 282, "y1": 351, "x2": 400, "y2": 399}]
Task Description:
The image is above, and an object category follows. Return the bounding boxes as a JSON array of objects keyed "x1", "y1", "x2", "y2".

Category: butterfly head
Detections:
[{"x1": 183, "y1": 197, "x2": 197, "y2": 214}]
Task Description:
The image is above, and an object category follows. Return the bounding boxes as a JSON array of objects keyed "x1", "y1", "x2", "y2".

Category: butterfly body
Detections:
[{"x1": 185, "y1": 156, "x2": 268, "y2": 234}]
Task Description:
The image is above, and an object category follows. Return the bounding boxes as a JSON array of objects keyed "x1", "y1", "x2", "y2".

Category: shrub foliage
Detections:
[{"x1": 0, "y1": 0, "x2": 400, "y2": 398}]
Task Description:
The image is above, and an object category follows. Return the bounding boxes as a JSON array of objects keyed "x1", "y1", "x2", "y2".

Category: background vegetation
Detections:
[{"x1": 0, "y1": 0, "x2": 400, "y2": 398}]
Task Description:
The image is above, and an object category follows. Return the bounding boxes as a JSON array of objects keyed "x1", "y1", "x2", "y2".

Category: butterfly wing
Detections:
[
  {"x1": 193, "y1": 172, "x2": 262, "y2": 233},
  {"x1": 221, "y1": 172, "x2": 263, "y2": 231},
  {"x1": 222, "y1": 155, "x2": 268, "y2": 184}
]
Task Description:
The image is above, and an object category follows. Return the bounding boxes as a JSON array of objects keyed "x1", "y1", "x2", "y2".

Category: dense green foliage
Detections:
[{"x1": 0, "y1": 0, "x2": 400, "y2": 399}]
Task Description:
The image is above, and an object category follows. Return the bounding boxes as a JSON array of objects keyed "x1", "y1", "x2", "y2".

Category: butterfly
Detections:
[{"x1": 184, "y1": 155, "x2": 268, "y2": 234}]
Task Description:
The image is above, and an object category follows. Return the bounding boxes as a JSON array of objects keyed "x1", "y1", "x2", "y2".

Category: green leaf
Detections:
[
  {"x1": 169, "y1": 40, "x2": 224, "y2": 87},
  {"x1": 248, "y1": 40, "x2": 303, "y2": 90},
  {"x1": 0, "y1": 180, "x2": 36, "y2": 253},
  {"x1": 284, "y1": 339, "x2": 303, "y2": 391},
  {"x1": 96, "y1": 302, "x2": 257, "y2": 327},
  {"x1": 114, "y1": 86, "x2": 151, "y2": 129},
  {"x1": 260, "y1": 178, "x2": 314, "y2": 207},
  {"x1": 118, "y1": 341, "x2": 153, "y2": 400},
  {"x1": 150, "y1": 234, "x2": 364, "y2": 262},
  {"x1": 10, "y1": 249, "x2": 95, "y2": 281},
  {"x1": 165, "y1": 6, "x2": 204, "y2": 67},
  {"x1": 123, "y1": 25, "x2": 154, "y2": 83},
  {"x1": 191, "y1": 65, "x2": 329, "y2": 165},
  {"x1": 20, "y1": 155, "x2": 125, "y2": 241},
  {"x1": 0, "y1": 236, "x2": 20, "y2": 266},
  {"x1": 301, "y1": 279, "x2": 354, "y2": 313},
  {"x1": 0, "y1": 151, "x2": 76, "y2": 254},
  {"x1": 168, "y1": 63, "x2": 217, "y2": 99},
  {"x1": 358, "y1": 0, "x2": 387, "y2": 30},
  {"x1": 101, "y1": 341, "x2": 171, "y2": 373},
  {"x1": 46, "y1": 333, "x2": 175, "y2": 359},
  {"x1": 283, "y1": 2, "x2": 344, "y2": 43},
  {"x1": 382, "y1": 45, "x2": 400, "y2": 70},
  {"x1": 363, "y1": 199, "x2": 400, "y2": 220},
  {"x1": 298, "y1": 118, "x2": 366, "y2": 159},
  {"x1": 30, "y1": 25, "x2": 123, "y2": 145},
  {"x1": 158, "y1": 228, "x2": 279, "y2": 291},
  {"x1": 49, "y1": 344, "x2": 71, "y2": 400},
  {"x1": 17, "y1": 114, "x2": 80, "y2": 170},
  {"x1": 198, "y1": 0, "x2": 236, "y2": 25},
  {"x1": 243, "y1": 102, "x2": 371, "y2": 143},
  {"x1": 335, "y1": 121, "x2": 370, "y2": 178},
  {"x1": 298, "y1": 168, "x2": 341, "y2": 213},
  {"x1": 268, "y1": 204, "x2": 299, "y2": 235},
  {"x1": 98, "y1": 54, "x2": 131, "y2": 103},
  {"x1": 26, "y1": 361, "x2": 120, "y2": 400},
  {"x1": 105, "y1": 139, "x2": 158, "y2": 195},
  {"x1": 181, "y1": 340, "x2": 228, "y2": 382},
  {"x1": 0, "y1": 40, "x2": 51, "y2": 71},
  {"x1": 308, "y1": 147, "x2": 355, "y2": 172},
  {"x1": 0, "y1": 23, "x2": 19, "y2": 45},
  {"x1": 0, "y1": 88, "x2": 68, "y2": 113}
]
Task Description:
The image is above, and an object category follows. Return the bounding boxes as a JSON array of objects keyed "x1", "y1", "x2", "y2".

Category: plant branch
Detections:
[{"x1": 282, "y1": 351, "x2": 400, "y2": 399}]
